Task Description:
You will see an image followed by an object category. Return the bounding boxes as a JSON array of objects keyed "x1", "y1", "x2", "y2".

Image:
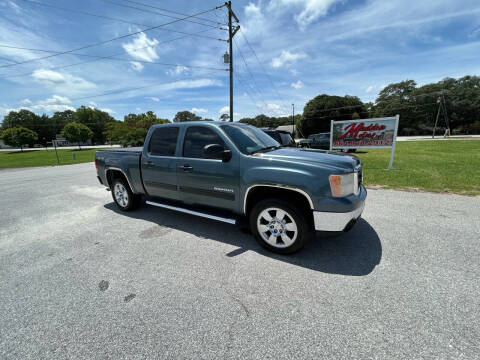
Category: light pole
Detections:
[
  {"x1": 225, "y1": 1, "x2": 239, "y2": 122},
  {"x1": 292, "y1": 103, "x2": 295, "y2": 139}
]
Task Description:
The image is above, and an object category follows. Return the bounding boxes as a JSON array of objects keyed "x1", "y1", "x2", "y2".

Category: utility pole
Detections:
[
  {"x1": 226, "y1": 1, "x2": 239, "y2": 122},
  {"x1": 432, "y1": 90, "x2": 450, "y2": 138},
  {"x1": 292, "y1": 103, "x2": 295, "y2": 139}
]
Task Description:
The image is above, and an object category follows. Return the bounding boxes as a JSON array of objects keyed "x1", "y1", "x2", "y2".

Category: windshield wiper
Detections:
[{"x1": 250, "y1": 145, "x2": 281, "y2": 154}]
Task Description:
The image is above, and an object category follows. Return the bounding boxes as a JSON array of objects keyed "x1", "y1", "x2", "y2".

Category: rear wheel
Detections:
[
  {"x1": 250, "y1": 199, "x2": 309, "y2": 254},
  {"x1": 111, "y1": 178, "x2": 140, "y2": 211}
]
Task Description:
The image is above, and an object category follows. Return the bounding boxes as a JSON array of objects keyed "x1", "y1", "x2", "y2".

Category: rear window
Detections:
[{"x1": 148, "y1": 127, "x2": 179, "y2": 156}]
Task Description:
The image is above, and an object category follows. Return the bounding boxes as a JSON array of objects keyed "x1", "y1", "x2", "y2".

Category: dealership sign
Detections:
[{"x1": 330, "y1": 115, "x2": 400, "y2": 169}]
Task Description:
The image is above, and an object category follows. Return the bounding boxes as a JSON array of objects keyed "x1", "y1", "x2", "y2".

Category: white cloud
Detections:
[
  {"x1": 365, "y1": 84, "x2": 386, "y2": 94},
  {"x1": 8, "y1": 1, "x2": 22, "y2": 14},
  {"x1": 291, "y1": 80, "x2": 304, "y2": 89},
  {"x1": 167, "y1": 65, "x2": 188, "y2": 76},
  {"x1": 265, "y1": 103, "x2": 281, "y2": 111},
  {"x1": 191, "y1": 107, "x2": 207, "y2": 114},
  {"x1": 219, "y1": 106, "x2": 229, "y2": 113},
  {"x1": 296, "y1": 0, "x2": 340, "y2": 28},
  {"x1": 31, "y1": 69, "x2": 95, "y2": 93},
  {"x1": 290, "y1": 68, "x2": 298, "y2": 76},
  {"x1": 243, "y1": 2, "x2": 267, "y2": 37},
  {"x1": 31, "y1": 95, "x2": 74, "y2": 112},
  {"x1": 100, "y1": 108, "x2": 115, "y2": 114},
  {"x1": 32, "y1": 69, "x2": 65, "y2": 84},
  {"x1": 159, "y1": 78, "x2": 221, "y2": 91},
  {"x1": 122, "y1": 32, "x2": 159, "y2": 62},
  {"x1": 130, "y1": 61, "x2": 144, "y2": 72},
  {"x1": 271, "y1": 50, "x2": 307, "y2": 68},
  {"x1": 268, "y1": 0, "x2": 341, "y2": 29},
  {"x1": 21, "y1": 98, "x2": 32, "y2": 105},
  {"x1": 150, "y1": 97, "x2": 159, "y2": 102}
]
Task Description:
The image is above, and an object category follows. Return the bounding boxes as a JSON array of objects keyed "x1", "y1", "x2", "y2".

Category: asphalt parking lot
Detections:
[{"x1": 0, "y1": 163, "x2": 479, "y2": 359}]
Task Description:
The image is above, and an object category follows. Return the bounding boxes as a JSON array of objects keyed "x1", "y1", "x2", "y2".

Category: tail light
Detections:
[{"x1": 94, "y1": 157, "x2": 98, "y2": 170}]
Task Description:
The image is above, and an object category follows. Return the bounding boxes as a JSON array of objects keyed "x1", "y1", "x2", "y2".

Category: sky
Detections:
[{"x1": 1, "y1": 0, "x2": 479, "y2": 122}]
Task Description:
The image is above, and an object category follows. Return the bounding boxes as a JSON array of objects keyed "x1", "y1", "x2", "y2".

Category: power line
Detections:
[
  {"x1": 1, "y1": 72, "x2": 221, "y2": 122},
  {"x1": 0, "y1": 29, "x2": 221, "y2": 79},
  {"x1": 239, "y1": 28, "x2": 290, "y2": 112},
  {"x1": 0, "y1": 4, "x2": 225, "y2": 70},
  {"x1": 233, "y1": 37, "x2": 268, "y2": 107},
  {"x1": 101, "y1": 0, "x2": 223, "y2": 30},
  {"x1": 118, "y1": 0, "x2": 226, "y2": 26},
  {"x1": 0, "y1": 55, "x2": 18, "y2": 64},
  {"x1": 67, "y1": 71, "x2": 222, "y2": 102},
  {"x1": 16, "y1": 0, "x2": 225, "y2": 42},
  {"x1": 0, "y1": 44, "x2": 227, "y2": 75},
  {"x1": 233, "y1": 71, "x2": 262, "y2": 108},
  {"x1": 302, "y1": 102, "x2": 439, "y2": 119}
]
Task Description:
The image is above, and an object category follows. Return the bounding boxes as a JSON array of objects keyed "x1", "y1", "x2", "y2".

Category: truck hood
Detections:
[{"x1": 255, "y1": 147, "x2": 359, "y2": 172}]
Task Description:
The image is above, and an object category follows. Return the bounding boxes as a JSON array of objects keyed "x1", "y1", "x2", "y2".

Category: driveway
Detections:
[{"x1": 0, "y1": 163, "x2": 478, "y2": 359}]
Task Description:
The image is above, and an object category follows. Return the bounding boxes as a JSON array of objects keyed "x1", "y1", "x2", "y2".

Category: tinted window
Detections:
[
  {"x1": 148, "y1": 127, "x2": 179, "y2": 156},
  {"x1": 183, "y1": 126, "x2": 226, "y2": 158},
  {"x1": 264, "y1": 130, "x2": 282, "y2": 143},
  {"x1": 221, "y1": 124, "x2": 279, "y2": 154},
  {"x1": 279, "y1": 132, "x2": 293, "y2": 145}
]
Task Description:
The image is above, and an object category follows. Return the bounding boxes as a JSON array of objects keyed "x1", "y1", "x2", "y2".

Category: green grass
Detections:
[
  {"x1": 1, "y1": 140, "x2": 479, "y2": 196},
  {"x1": 0, "y1": 148, "x2": 98, "y2": 169},
  {"x1": 355, "y1": 140, "x2": 480, "y2": 196}
]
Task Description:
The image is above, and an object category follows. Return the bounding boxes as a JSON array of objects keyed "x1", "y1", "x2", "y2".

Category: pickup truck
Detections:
[{"x1": 95, "y1": 121, "x2": 366, "y2": 254}]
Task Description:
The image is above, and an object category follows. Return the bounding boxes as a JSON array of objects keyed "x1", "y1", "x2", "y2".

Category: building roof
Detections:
[{"x1": 275, "y1": 125, "x2": 295, "y2": 133}]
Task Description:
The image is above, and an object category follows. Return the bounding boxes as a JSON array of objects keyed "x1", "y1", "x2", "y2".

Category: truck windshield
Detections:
[{"x1": 220, "y1": 124, "x2": 280, "y2": 155}]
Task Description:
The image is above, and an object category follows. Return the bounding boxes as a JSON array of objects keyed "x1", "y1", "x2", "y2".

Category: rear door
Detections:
[
  {"x1": 141, "y1": 126, "x2": 180, "y2": 200},
  {"x1": 177, "y1": 125, "x2": 239, "y2": 212}
]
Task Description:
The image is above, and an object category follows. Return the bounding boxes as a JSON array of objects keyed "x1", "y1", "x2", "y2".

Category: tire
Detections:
[
  {"x1": 249, "y1": 199, "x2": 309, "y2": 254},
  {"x1": 111, "y1": 177, "x2": 140, "y2": 211}
]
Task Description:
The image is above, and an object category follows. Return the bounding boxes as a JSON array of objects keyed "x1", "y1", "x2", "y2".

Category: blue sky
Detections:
[{"x1": 1, "y1": 0, "x2": 479, "y2": 122}]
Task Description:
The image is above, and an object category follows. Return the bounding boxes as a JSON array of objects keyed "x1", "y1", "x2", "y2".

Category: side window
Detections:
[
  {"x1": 148, "y1": 127, "x2": 179, "y2": 156},
  {"x1": 183, "y1": 126, "x2": 226, "y2": 159}
]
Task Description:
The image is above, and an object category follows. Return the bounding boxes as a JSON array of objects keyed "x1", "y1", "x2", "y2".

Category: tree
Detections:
[
  {"x1": 103, "y1": 111, "x2": 170, "y2": 147},
  {"x1": 61, "y1": 122, "x2": 93, "y2": 149},
  {"x1": 1, "y1": 127, "x2": 38, "y2": 151},
  {"x1": 219, "y1": 113, "x2": 230, "y2": 121},
  {"x1": 173, "y1": 111, "x2": 201, "y2": 122},
  {"x1": 299, "y1": 94, "x2": 367, "y2": 136},
  {"x1": 51, "y1": 110, "x2": 75, "y2": 135},
  {"x1": 74, "y1": 106, "x2": 115, "y2": 144}
]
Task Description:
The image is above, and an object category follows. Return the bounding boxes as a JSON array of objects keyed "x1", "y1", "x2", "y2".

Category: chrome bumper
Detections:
[{"x1": 313, "y1": 203, "x2": 365, "y2": 232}]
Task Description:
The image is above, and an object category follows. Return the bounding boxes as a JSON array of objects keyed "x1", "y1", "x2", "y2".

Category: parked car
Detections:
[
  {"x1": 300, "y1": 132, "x2": 356, "y2": 152},
  {"x1": 308, "y1": 132, "x2": 331, "y2": 149},
  {"x1": 261, "y1": 129, "x2": 296, "y2": 147},
  {"x1": 95, "y1": 122, "x2": 366, "y2": 254}
]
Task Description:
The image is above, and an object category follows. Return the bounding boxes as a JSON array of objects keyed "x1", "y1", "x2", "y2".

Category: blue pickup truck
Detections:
[{"x1": 95, "y1": 121, "x2": 366, "y2": 254}]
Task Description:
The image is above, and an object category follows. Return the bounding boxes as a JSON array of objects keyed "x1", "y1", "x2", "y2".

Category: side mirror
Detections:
[{"x1": 203, "y1": 144, "x2": 232, "y2": 162}]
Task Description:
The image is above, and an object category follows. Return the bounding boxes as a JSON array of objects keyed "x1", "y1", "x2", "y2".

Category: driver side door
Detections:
[{"x1": 177, "y1": 125, "x2": 239, "y2": 212}]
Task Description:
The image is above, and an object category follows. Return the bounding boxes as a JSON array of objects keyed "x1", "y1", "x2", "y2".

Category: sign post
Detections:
[{"x1": 330, "y1": 115, "x2": 400, "y2": 169}]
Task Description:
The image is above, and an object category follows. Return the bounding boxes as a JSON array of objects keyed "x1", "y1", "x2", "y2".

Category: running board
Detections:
[{"x1": 145, "y1": 200, "x2": 237, "y2": 225}]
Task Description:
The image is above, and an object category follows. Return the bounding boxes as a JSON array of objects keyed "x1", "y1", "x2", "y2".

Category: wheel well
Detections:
[
  {"x1": 245, "y1": 186, "x2": 314, "y2": 226},
  {"x1": 106, "y1": 170, "x2": 130, "y2": 191}
]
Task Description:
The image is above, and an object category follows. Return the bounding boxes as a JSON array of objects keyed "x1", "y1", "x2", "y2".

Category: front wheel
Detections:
[{"x1": 250, "y1": 199, "x2": 309, "y2": 254}]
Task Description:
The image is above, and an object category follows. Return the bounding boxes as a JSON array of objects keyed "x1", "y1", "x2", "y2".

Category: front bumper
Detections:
[{"x1": 313, "y1": 202, "x2": 365, "y2": 232}]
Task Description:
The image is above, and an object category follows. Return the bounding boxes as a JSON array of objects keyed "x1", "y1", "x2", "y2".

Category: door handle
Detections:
[
  {"x1": 179, "y1": 164, "x2": 193, "y2": 171},
  {"x1": 145, "y1": 161, "x2": 155, "y2": 167}
]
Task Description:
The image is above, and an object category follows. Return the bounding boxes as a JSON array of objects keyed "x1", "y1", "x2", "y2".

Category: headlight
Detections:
[{"x1": 329, "y1": 172, "x2": 358, "y2": 197}]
